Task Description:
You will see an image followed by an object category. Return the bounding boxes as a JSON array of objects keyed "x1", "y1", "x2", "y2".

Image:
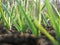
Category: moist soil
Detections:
[{"x1": 0, "y1": 25, "x2": 56, "y2": 45}]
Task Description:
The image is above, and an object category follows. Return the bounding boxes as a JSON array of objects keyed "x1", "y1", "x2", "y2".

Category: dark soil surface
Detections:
[{"x1": 0, "y1": 25, "x2": 56, "y2": 45}]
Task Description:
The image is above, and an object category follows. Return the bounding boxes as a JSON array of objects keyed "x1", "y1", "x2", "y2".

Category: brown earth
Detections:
[{"x1": 0, "y1": 25, "x2": 55, "y2": 45}]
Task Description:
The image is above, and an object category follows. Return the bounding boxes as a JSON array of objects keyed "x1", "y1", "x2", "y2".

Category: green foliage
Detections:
[
  {"x1": 0, "y1": 0, "x2": 60, "y2": 45},
  {"x1": 45, "y1": 0, "x2": 60, "y2": 45}
]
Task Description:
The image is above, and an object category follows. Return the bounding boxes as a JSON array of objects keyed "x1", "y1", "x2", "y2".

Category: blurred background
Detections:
[{"x1": 2, "y1": 0, "x2": 60, "y2": 9}]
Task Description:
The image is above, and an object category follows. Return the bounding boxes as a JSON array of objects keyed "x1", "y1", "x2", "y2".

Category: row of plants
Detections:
[{"x1": 0, "y1": 0, "x2": 60, "y2": 45}]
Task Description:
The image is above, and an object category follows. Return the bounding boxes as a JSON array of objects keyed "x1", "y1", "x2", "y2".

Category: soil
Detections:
[{"x1": 0, "y1": 24, "x2": 56, "y2": 45}]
